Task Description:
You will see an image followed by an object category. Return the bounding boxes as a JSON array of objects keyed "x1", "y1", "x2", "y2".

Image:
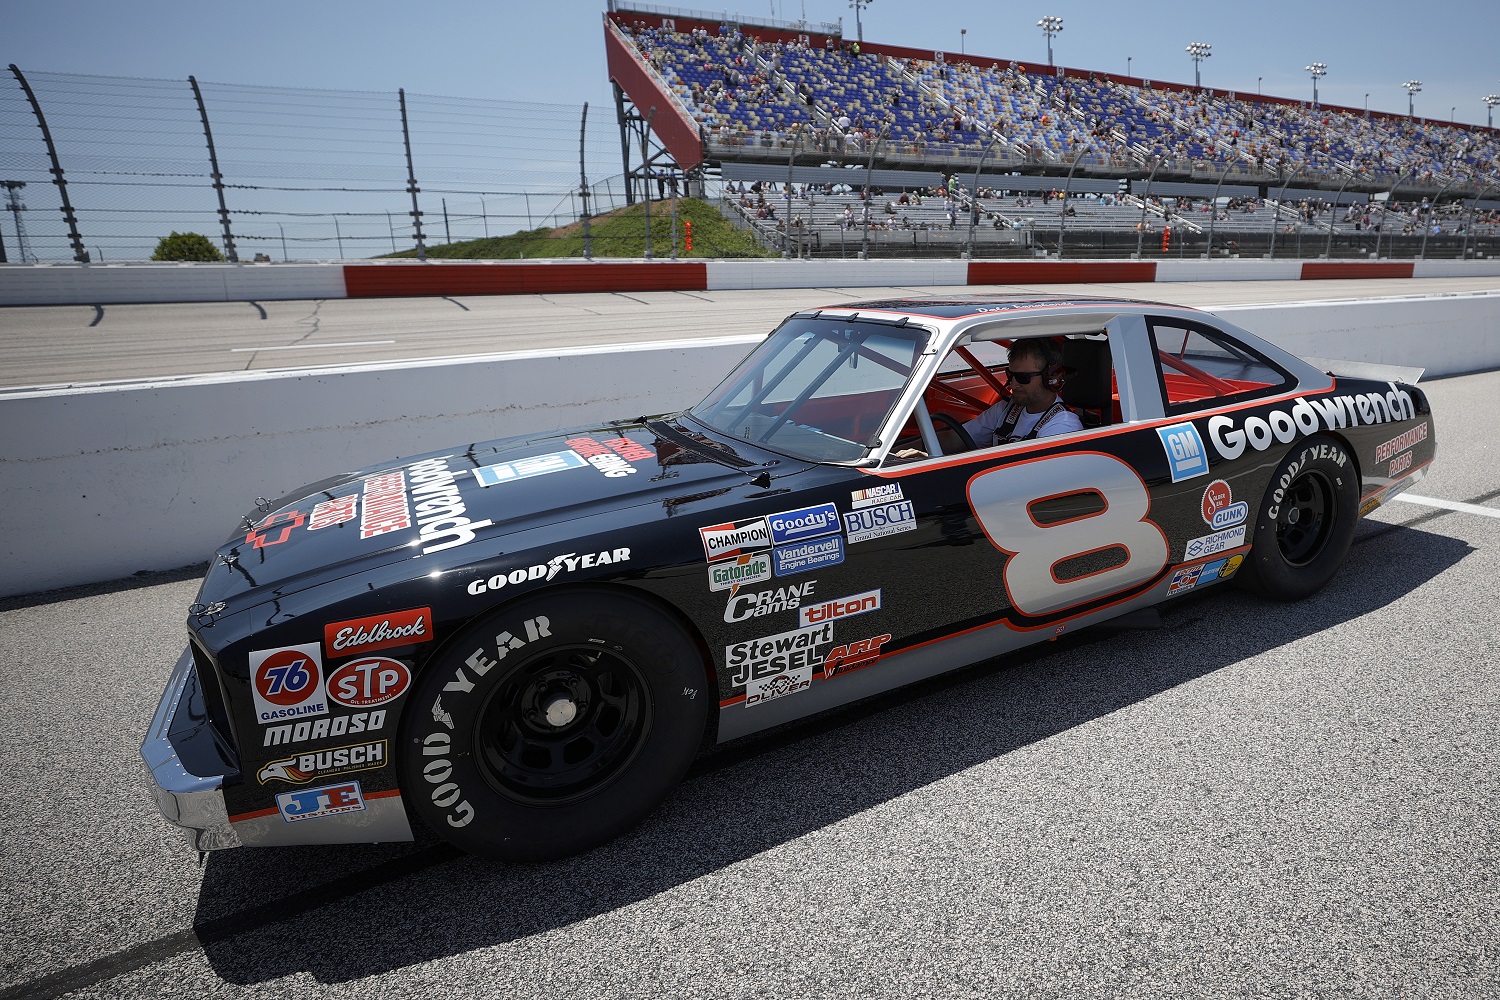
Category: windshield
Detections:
[{"x1": 688, "y1": 316, "x2": 928, "y2": 463}]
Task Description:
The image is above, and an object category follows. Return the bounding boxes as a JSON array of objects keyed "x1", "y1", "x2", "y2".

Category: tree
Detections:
[{"x1": 151, "y1": 231, "x2": 225, "y2": 262}]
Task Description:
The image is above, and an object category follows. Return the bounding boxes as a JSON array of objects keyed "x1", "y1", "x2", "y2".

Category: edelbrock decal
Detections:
[
  {"x1": 1208, "y1": 384, "x2": 1416, "y2": 461},
  {"x1": 324, "y1": 607, "x2": 431, "y2": 657}
]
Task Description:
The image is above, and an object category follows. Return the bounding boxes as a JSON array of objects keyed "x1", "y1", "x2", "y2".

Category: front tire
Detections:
[
  {"x1": 400, "y1": 590, "x2": 708, "y2": 861},
  {"x1": 1239, "y1": 436, "x2": 1357, "y2": 601}
]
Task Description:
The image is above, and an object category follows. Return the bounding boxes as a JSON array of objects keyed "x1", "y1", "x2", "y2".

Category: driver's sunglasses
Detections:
[{"x1": 1007, "y1": 367, "x2": 1045, "y2": 385}]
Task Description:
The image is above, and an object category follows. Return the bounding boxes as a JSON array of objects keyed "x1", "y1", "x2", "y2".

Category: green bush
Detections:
[{"x1": 151, "y1": 231, "x2": 225, "y2": 262}]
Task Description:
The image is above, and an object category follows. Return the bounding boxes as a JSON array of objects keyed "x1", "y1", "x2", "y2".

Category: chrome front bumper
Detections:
[{"x1": 140, "y1": 648, "x2": 242, "y2": 851}]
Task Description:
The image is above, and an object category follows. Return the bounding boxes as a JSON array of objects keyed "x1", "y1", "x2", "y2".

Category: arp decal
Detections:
[
  {"x1": 1209, "y1": 384, "x2": 1416, "y2": 461},
  {"x1": 324, "y1": 607, "x2": 432, "y2": 657},
  {"x1": 773, "y1": 536, "x2": 844, "y2": 577},
  {"x1": 472, "y1": 450, "x2": 587, "y2": 487},
  {"x1": 257, "y1": 740, "x2": 387, "y2": 785},
  {"x1": 275, "y1": 780, "x2": 367, "y2": 823},
  {"x1": 708, "y1": 552, "x2": 774, "y2": 594},
  {"x1": 822, "y1": 634, "x2": 892, "y2": 680},
  {"x1": 700, "y1": 518, "x2": 771, "y2": 563},
  {"x1": 1156, "y1": 423, "x2": 1210, "y2": 483},
  {"x1": 843, "y1": 502, "x2": 916, "y2": 544},
  {"x1": 326, "y1": 657, "x2": 412, "y2": 709},
  {"x1": 726, "y1": 621, "x2": 835, "y2": 687},
  {"x1": 766, "y1": 503, "x2": 841, "y2": 546},
  {"x1": 249, "y1": 644, "x2": 328, "y2": 726},
  {"x1": 1200, "y1": 480, "x2": 1249, "y2": 530},
  {"x1": 798, "y1": 589, "x2": 881, "y2": 627}
]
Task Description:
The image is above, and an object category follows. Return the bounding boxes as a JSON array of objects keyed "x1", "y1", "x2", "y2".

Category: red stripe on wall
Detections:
[
  {"x1": 1300, "y1": 262, "x2": 1414, "y2": 280},
  {"x1": 343, "y1": 263, "x2": 709, "y2": 298},
  {"x1": 967, "y1": 261, "x2": 1158, "y2": 285}
]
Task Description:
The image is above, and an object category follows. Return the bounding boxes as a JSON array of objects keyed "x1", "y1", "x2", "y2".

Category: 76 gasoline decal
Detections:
[{"x1": 250, "y1": 643, "x2": 329, "y2": 725}]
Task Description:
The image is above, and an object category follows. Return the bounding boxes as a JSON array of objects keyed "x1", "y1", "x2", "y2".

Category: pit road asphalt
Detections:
[{"x1": 0, "y1": 290, "x2": 1497, "y2": 998}]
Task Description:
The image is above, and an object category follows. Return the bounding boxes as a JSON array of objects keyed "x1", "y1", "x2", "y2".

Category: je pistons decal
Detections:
[
  {"x1": 276, "y1": 780, "x2": 366, "y2": 824},
  {"x1": 701, "y1": 518, "x2": 771, "y2": 562},
  {"x1": 250, "y1": 644, "x2": 328, "y2": 726}
]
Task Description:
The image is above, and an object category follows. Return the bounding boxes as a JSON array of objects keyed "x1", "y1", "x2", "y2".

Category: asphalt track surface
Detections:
[
  {"x1": 3, "y1": 274, "x2": 1500, "y2": 388},
  {"x1": 1, "y1": 290, "x2": 1498, "y2": 998}
]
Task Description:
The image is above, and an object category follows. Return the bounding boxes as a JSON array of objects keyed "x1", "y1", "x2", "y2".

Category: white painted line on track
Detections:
[
  {"x1": 1391, "y1": 494, "x2": 1500, "y2": 518},
  {"x1": 230, "y1": 340, "x2": 396, "y2": 352}
]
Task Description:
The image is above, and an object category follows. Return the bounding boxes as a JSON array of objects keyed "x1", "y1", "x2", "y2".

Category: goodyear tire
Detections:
[
  {"x1": 1239, "y1": 436, "x2": 1358, "y2": 601},
  {"x1": 399, "y1": 591, "x2": 708, "y2": 861}
]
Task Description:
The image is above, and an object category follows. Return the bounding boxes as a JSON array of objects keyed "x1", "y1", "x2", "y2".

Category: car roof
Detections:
[{"x1": 811, "y1": 294, "x2": 1189, "y2": 321}]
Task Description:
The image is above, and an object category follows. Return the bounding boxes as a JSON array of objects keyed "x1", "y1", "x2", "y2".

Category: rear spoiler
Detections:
[{"x1": 1300, "y1": 357, "x2": 1426, "y2": 386}]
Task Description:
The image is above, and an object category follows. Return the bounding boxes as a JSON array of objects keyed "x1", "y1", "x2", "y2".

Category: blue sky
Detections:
[{"x1": 7, "y1": 0, "x2": 1499, "y2": 125}]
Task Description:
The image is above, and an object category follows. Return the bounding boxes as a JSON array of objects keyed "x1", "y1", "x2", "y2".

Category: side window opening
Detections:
[{"x1": 1148, "y1": 319, "x2": 1292, "y2": 414}]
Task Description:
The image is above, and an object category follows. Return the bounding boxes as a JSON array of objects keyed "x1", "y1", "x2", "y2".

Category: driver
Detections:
[{"x1": 962, "y1": 338, "x2": 1082, "y2": 447}]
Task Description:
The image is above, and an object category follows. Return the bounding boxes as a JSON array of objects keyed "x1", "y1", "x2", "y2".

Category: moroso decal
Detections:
[
  {"x1": 263, "y1": 709, "x2": 387, "y2": 747},
  {"x1": 1156, "y1": 423, "x2": 1210, "y2": 482},
  {"x1": 257, "y1": 739, "x2": 387, "y2": 785},
  {"x1": 250, "y1": 644, "x2": 328, "y2": 726},
  {"x1": 324, "y1": 607, "x2": 432, "y2": 657},
  {"x1": 1209, "y1": 384, "x2": 1415, "y2": 461}
]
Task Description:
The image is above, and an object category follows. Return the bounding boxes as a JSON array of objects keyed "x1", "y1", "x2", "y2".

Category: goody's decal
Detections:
[
  {"x1": 700, "y1": 518, "x2": 771, "y2": 562},
  {"x1": 707, "y1": 552, "x2": 774, "y2": 594},
  {"x1": 472, "y1": 450, "x2": 587, "y2": 487},
  {"x1": 1157, "y1": 422, "x2": 1209, "y2": 483},
  {"x1": 250, "y1": 644, "x2": 328, "y2": 726},
  {"x1": 1208, "y1": 384, "x2": 1416, "y2": 461},
  {"x1": 844, "y1": 501, "x2": 916, "y2": 544},
  {"x1": 257, "y1": 739, "x2": 387, "y2": 786},
  {"x1": 850, "y1": 482, "x2": 903, "y2": 509},
  {"x1": 1200, "y1": 480, "x2": 1249, "y2": 530},
  {"x1": 798, "y1": 589, "x2": 881, "y2": 627},
  {"x1": 324, "y1": 607, "x2": 432, "y2": 657},
  {"x1": 326, "y1": 657, "x2": 412, "y2": 709},
  {"x1": 726, "y1": 621, "x2": 835, "y2": 687},
  {"x1": 766, "y1": 503, "x2": 842, "y2": 545},
  {"x1": 275, "y1": 780, "x2": 367, "y2": 823},
  {"x1": 724, "y1": 580, "x2": 817, "y2": 624},
  {"x1": 773, "y1": 536, "x2": 844, "y2": 576},
  {"x1": 1183, "y1": 526, "x2": 1246, "y2": 561}
]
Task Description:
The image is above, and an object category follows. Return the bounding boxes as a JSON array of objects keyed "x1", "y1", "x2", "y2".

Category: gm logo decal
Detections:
[{"x1": 1157, "y1": 422, "x2": 1209, "y2": 483}]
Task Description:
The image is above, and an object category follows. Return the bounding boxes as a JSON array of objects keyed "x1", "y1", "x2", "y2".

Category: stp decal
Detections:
[
  {"x1": 326, "y1": 657, "x2": 412, "y2": 708},
  {"x1": 250, "y1": 644, "x2": 328, "y2": 726},
  {"x1": 1157, "y1": 423, "x2": 1209, "y2": 483}
]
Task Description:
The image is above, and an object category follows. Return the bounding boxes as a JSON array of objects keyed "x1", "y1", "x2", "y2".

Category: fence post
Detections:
[
  {"x1": 398, "y1": 88, "x2": 427, "y2": 261},
  {"x1": 579, "y1": 102, "x2": 592, "y2": 260},
  {"x1": 333, "y1": 215, "x2": 345, "y2": 259},
  {"x1": 9, "y1": 64, "x2": 88, "y2": 262},
  {"x1": 442, "y1": 197, "x2": 451, "y2": 244},
  {"x1": 188, "y1": 76, "x2": 238, "y2": 262},
  {"x1": 641, "y1": 108, "x2": 656, "y2": 259}
]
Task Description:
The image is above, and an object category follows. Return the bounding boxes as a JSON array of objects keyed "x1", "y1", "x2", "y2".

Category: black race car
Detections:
[{"x1": 143, "y1": 295, "x2": 1436, "y2": 860}]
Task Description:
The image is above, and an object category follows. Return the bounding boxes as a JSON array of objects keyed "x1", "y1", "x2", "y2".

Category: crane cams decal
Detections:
[
  {"x1": 724, "y1": 580, "x2": 817, "y2": 623},
  {"x1": 1208, "y1": 384, "x2": 1415, "y2": 461},
  {"x1": 421, "y1": 615, "x2": 554, "y2": 830}
]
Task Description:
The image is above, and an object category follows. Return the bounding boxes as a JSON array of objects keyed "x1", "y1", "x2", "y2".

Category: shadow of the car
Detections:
[{"x1": 194, "y1": 517, "x2": 1468, "y2": 985}]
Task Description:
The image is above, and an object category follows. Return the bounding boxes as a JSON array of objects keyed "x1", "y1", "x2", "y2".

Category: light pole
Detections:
[
  {"x1": 1258, "y1": 76, "x2": 1262, "y2": 95},
  {"x1": 960, "y1": 28, "x2": 966, "y2": 56},
  {"x1": 1364, "y1": 93, "x2": 1369, "y2": 116},
  {"x1": 1127, "y1": 56, "x2": 1132, "y2": 78},
  {"x1": 1305, "y1": 62, "x2": 1327, "y2": 107},
  {"x1": 1038, "y1": 16, "x2": 1063, "y2": 67},
  {"x1": 1403, "y1": 79, "x2": 1422, "y2": 118},
  {"x1": 849, "y1": 0, "x2": 871, "y2": 44},
  {"x1": 1185, "y1": 42, "x2": 1212, "y2": 90},
  {"x1": 1487, "y1": 95, "x2": 1500, "y2": 129}
]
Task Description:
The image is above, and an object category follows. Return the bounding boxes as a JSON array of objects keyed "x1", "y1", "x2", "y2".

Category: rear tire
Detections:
[
  {"x1": 1239, "y1": 436, "x2": 1357, "y2": 601},
  {"x1": 399, "y1": 591, "x2": 708, "y2": 861}
]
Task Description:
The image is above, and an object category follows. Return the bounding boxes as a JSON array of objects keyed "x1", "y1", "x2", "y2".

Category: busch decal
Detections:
[
  {"x1": 798, "y1": 589, "x2": 881, "y2": 627},
  {"x1": 843, "y1": 502, "x2": 916, "y2": 544},
  {"x1": 700, "y1": 518, "x2": 771, "y2": 562},
  {"x1": 1157, "y1": 422, "x2": 1209, "y2": 482},
  {"x1": 275, "y1": 780, "x2": 367, "y2": 823},
  {"x1": 472, "y1": 450, "x2": 587, "y2": 487},
  {"x1": 326, "y1": 657, "x2": 412, "y2": 708},
  {"x1": 257, "y1": 739, "x2": 387, "y2": 785},
  {"x1": 766, "y1": 503, "x2": 842, "y2": 545},
  {"x1": 324, "y1": 607, "x2": 431, "y2": 657},
  {"x1": 250, "y1": 644, "x2": 328, "y2": 725}
]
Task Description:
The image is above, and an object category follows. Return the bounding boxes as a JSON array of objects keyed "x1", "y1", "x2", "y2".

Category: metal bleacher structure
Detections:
[{"x1": 601, "y1": 1, "x2": 1500, "y2": 259}]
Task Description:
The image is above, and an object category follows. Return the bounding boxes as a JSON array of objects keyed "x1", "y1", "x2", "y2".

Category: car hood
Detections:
[{"x1": 195, "y1": 417, "x2": 802, "y2": 608}]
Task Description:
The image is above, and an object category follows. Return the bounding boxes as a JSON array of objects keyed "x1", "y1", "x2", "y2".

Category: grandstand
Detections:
[{"x1": 603, "y1": 1, "x2": 1500, "y2": 259}]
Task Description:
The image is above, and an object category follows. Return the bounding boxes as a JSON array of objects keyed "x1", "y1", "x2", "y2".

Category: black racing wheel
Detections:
[
  {"x1": 930, "y1": 412, "x2": 978, "y2": 453},
  {"x1": 1238, "y1": 435, "x2": 1358, "y2": 601}
]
